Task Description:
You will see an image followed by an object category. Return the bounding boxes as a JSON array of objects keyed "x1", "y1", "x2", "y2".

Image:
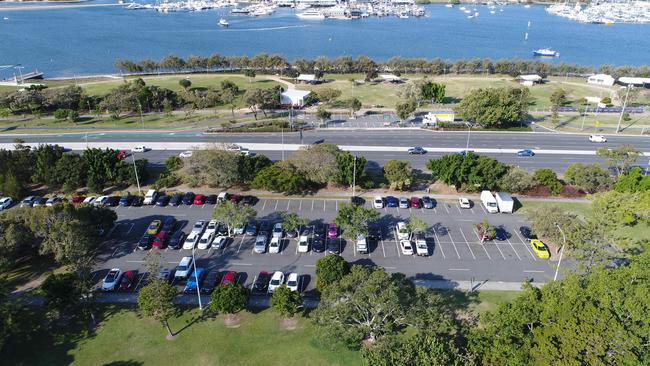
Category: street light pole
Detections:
[
  {"x1": 191, "y1": 246, "x2": 202, "y2": 310},
  {"x1": 466, "y1": 123, "x2": 472, "y2": 150},
  {"x1": 14, "y1": 65, "x2": 24, "y2": 85},
  {"x1": 131, "y1": 153, "x2": 143, "y2": 196},
  {"x1": 352, "y1": 155, "x2": 357, "y2": 197},
  {"x1": 138, "y1": 101, "x2": 145, "y2": 129},
  {"x1": 554, "y1": 223, "x2": 566, "y2": 281},
  {"x1": 616, "y1": 85, "x2": 631, "y2": 133}
]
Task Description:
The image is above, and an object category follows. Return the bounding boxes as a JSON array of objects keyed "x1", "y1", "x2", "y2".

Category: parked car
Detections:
[
  {"x1": 45, "y1": 196, "x2": 61, "y2": 207},
  {"x1": 272, "y1": 223, "x2": 284, "y2": 238},
  {"x1": 161, "y1": 217, "x2": 176, "y2": 232},
  {"x1": 421, "y1": 196, "x2": 434, "y2": 209},
  {"x1": 205, "y1": 220, "x2": 218, "y2": 235},
  {"x1": 241, "y1": 195, "x2": 257, "y2": 206},
  {"x1": 356, "y1": 234, "x2": 368, "y2": 254},
  {"x1": 267, "y1": 271, "x2": 285, "y2": 293},
  {"x1": 179, "y1": 151, "x2": 193, "y2": 158},
  {"x1": 152, "y1": 231, "x2": 170, "y2": 249},
  {"x1": 260, "y1": 221, "x2": 272, "y2": 233},
  {"x1": 589, "y1": 135, "x2": 607, "y2": 143},
  {"x1": 519, "y1": 226, "x2": 535, "y2": 239},
  {"x1": 193, "y1": 194, "x2": 206, "y2": 205},
  {"x1": 399, "y1": 197, "x2": 409, "y2": 209},
  {"x1": 327, "y1": 238, "x2": 340, "y2": 254},
  {"x1": 233, "y1": 222, "x2": 245, "y2": 235},
  {"x1": 155, "y1": 194, "x2": 170, "y2": 206},
  {"x1": 200, "y1": 271, "x2": 218, "y2": 294},
  {"x1": 94, "y1": 195, "x2": 110, "y2": 206},
  {"x1": 168, "y1": 230, "x2": 186, "y2": 250},
  {"x1": 312, "y1": 237, "x2": 325, "y2": 253},
  {"x1": 350, "y1": 196, "x2": 365, "y2": 206},
  {"x1": 212, "y1": 236, "x2": 228, "y2": 250},
  {"x1": 220, "y1": 271, "x2": 237, "y2": 286},
  {"x1": 102, "y1": 268, "x2": 122, "y2": 291},
  {"x1": 157, "y1": 268, "x2": 174, "y2": 283},
  {"x1": 269, "y1": 236, "x2": 281, "y2": 254},
  {"x1": 396, "y1": 222, "x2": 410, "y2": 240},
  {"x1": 182, "y1": 192, "x2": 195, "y2": 205},
  {"x1": 229, "y1": 194, "x2": 240, "y2": 204},
  {"x1": 119, "y1": 270, "x2": 139, "y2": 291},
  {"x1": 82, "y1": 196, "x2": 97, "y2": 205},
  {"x1": 205, "y1": 194, "x2": 218, "y2": 204},
  {"x1": 400, "y1": 240, "x2": 414, "y2": 255},
  {"x1": 119, "y1": 195, "x2": 132, "y2": 206},
  {"x1": 368, "y1": 224, "x2": 382, "y2": 241},
  {"x1": 530, "y1": 239, "x2": 550, "y2": 259},
  {"x1": 20, "y1": 196, "x2": 36, "y2": 208},
  {"x1": 407, "y1": 146, "x2": 427, "y2": 154},
  {"x1": 147, "y1": 220, "x2": 161, "y2": 235},
  {"x1": 169, "y1": 193, "x2": 183, "y2": 206},
  {"x1": 494, "y1": 227, "x2": 509, "y2": 241},
  {"x1": 71, "y1": 196, "x2": 86, "y2": 205},
  {"x1": 245, "y1": 221, "x2": 258, "y2": 236},
  {"x1": 131, "y1": 196, "x2": 144, "y2": 206},
  {"x1": 217, "y1": 192, "x2": 229, "y2": 202},
  {"x1": 298, "y1": 235, "x2": 310, "y2": 253},
  {"x1": 385, "y1": 196, "x2": 398, "y2": 207},
  {"x1": 327, "y1": 224, "x2": 338, "y2": 238},
  {"x1": 415, "y1": 235, "x2": 428, "y2": 256},
  {"x1": 143, "y1": 189, "x2": 158, "y2": 205},
  {"x1": 197, "y1": 231, "x2": 215, "y2": 250},
  {"x1": 191, "y1": 220, "x2": 207, "y2": 235},
  {"x1": 253, "y1": 271, "x2": 271, "y2": 292},
  {"x1": 131, "y1": 145, "x2": 147, "y2": 153},
  {"x1": 184, "y1": 268, "x2": 205, "y2": 293},
  {"x1": 373, "y1": 196, "x2": 384, "y2": 209},
  {"x1": 32, "y1": 196, "x2": 47, "y2": 207},
  {"x1": 410, "y1": 197, "x2": 421, "y2": 209},
  {"x1": 458, "y1": 197, "x2": 472, "y2": 209},
  {"x1": 137, "y1": 233, "x2": 152, "y2": 250},
  {"x1": 517, "y1": 149, "x2": 535, "y2": 157},
  {"x1": 286, "y1": 273, "x2": 299, "y2": 292},
  {"x1": 174, "y1": 257, "x2": 193, "y2": 279},
  {"x1": 0, "y1": 197, "x2": 13, "y2": 210},
  {"x1": 183, "y1": 232, "x2": 200, "y2": 250},
  {"x1": 313, "y1": 223, "x2": 325, "y2": 238}
]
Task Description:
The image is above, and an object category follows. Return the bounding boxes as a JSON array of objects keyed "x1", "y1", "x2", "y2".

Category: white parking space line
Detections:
[
  {"x1": 456, "y1": 205, "x2": 462, "y2": 214},
  {"x1": 380, "y1": 235, "x2": 387, "y2": 257},
  {"x1": 111, "y1": 247, "x2": 120, "y2": 258},
  {"x1": 469, "y1": 207, "x2": 476, "y2": 214},
  {"x1": 433, "y1": 207, "x2": 437, "y2": 214},
  {"x1": 457, "y1": 229, "x2": 476, "y2": 260},
  {"x1": 506, "y1": 237, "x2": 522, "y2": 261},
  {"x1": 262, "y1": 200, "x2": 267, "y2": 211},
  {"x1": 432, "y1": 230, "x2": 446, "y2": 259},
  {"x1": 274, "y1": 200, "x2": 279, "y2": 211},
  {"x1": 523, "y1": 270, "x2": 545, "y2": 273},
  {"x1": 126, "y1": 260, "x2": 145, "y2": 263},
  {"x1": 335, "y1": 200, "x2": 338, "y2": 210},
  {"x1": 125, "y1": 223, "x2": 134, "y2": 235},
  {"x1": 134, "y1": 273, "x2": 147, "y2": 291},
  {"x1": 514, "y1": 231, "x2": 538, "y2": 261},
  {"x1": 299, "y1": 200, "x2": 302, "y2": 211},
  {"x1": 444, "y1": 230, "x2": 461, "y2": 259},
  {"x1": 230, "y1": 262, "x2": 253, "y2": 266},
  {"x1": 449, "y1": 268, "x2": 470, "y2": 271},
  {"x1": 393, "y1": 229, "x2": 401, "y2": 258},
  {"x1": 236, "y1": 235, "x2": 247, "y2": 254},
  {"x1": 492, "y1": 243, "x2": 506, "y2": 260},
  {"x1": 479, "y1": 204, "x2": 488, "y2": 214},
  {"x1": 444, "y1": 204, "x2": 450, "y2": 214},
  {"x1": 304, "y1": 264, "x2": 315, "y2": 267},
  {"x1": 311, "y1": 200, "x2": 314, "y2": 211},
  {"x1": 323, "y1": 200, "x2": 326, "y2": 212},
  {"x1": 286, "y1": 200, "x2": 291, "y2": 210}
]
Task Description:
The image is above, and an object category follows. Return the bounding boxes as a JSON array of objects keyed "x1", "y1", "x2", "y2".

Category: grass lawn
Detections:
[
  {"x1": 535, "y1": 111, "x2": 650, "y2": 134},
  {"x1": 3, "y1": 256, "x2": 58, "y2": 292},
  {"x1": 518, "y1": 199, "x2": 593, "y2": 219}
]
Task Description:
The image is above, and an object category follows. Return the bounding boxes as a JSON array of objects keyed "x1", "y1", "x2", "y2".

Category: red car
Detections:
[
  {"x1": 71, "y1": 196, "x2": 86, "y2": 205},
  {"x1": 230, "y1": 194, "x2": 240, "y2": 204},
  {"x1": 152, "y1": 231, "x2": 170, "y2": 249},
  {"x1": 410, "y1": 197, "x2": 422, "y2": 209},
  {"x1": 193, "y1": 194, "x2": 205, "y2": 205},
  {"x1": 327, "y1": 224, "x2": 338, "y2": 238},
  {"x1": 116, "y1": 150, "x2": 128, "y2": 159},
  {"x1": 220, "y1": 271, "x2": 237, "y2": 286},
  {"x1": 119, "y1": 270, "x2": 139, "y2": 291}
]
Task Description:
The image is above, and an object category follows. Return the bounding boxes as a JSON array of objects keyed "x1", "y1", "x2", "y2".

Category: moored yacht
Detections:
[{"x1": 297, "y1": 9, "x2": 325, "y2": 20}]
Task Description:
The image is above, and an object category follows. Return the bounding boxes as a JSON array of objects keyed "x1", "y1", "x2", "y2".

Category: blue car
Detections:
[
  {"x1": 184, "y1": 267, "x2": 205, "y2": 293},
  {"x1": 119, "y1": 195, "x2": 132, "y2": 206},
  {"x1": 517, "y1": 149, "x2": 535, "y2": 157},
  {"x1": 385, "y1": 196, "x2": 398, "y2": 207}
]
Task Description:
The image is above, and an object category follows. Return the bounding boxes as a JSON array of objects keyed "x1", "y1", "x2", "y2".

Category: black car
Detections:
[
  {"x1": 205, "y1": 194, "x2": 218, "y2": 205},
  {"x1": 312, "y1": 237, "x2": 325, "y2": 253},
  {"x1": 494, "y1": 228, "x2": 509, "y2": 241},
  {"x1": 157, "y1": 268, "x2": 174, "y2": 283},
  {"x1": 313, "y1": 223, "x2": 325, "y2": 238},
  {"x1": 421, "y1": 196, "x2": 435, "y2": 209},
  {"x1": 260, "y1": 221, "x2": 272, "y2": 233},
  {"x1": 286, "y1": 228, "x2": 298, "y2": 238},
  {"x1": 162, "y1": 217, "x2": 176, "y2": 232},
  {"x1": 253, "y1": 271, "x2": 271, "y2": 292},
  {"x1": 182, "y1": 192, "x2": 195, "y2": 205},
  {"x1": 200, "y1": 271, "x2": 218, "y2": 294},
  {"x1": 137, "y1": 233, "x2": 152, "y2": 250},
  {"x1": 119, "y1": 195, "x2": 132, "y2": 206},
  {"x1": 217, "y1": 224, "x2": 228, "y2": 236},
  {"x1": 245, "y1": 221, "x2": 258, "y2": 236},
  {"x1": 241, "y1": 195, "x2": 257, "y2": 206},
  {"x1": 131, "y1": 196, "x2": 144, "y2": 207},
  {"x1": 519, "y1": 226, "x2": 535, "y2": 239},
  {"x1": 168, "y1": 230, "x2": 186, "y2": 250},
  {"x1": 107, "y1": 196, "x2": 121, "y2": 207},
  {"x1": 350, "y1": 196, "x2": 365, "y2": 206},
  {"x1": 368, "y1": 224, "x2": 382, "y2": 241},
  {"x1": 327, "y1": 238, "x2": 340, "y2": 254},
  {"x1": 169, "y1": 193, "x2": 183, "y2": 206},
  {"x1": 33, "y1": 197, "x2": 47, "y2": 206},
  {"x1": 156, "y1": 194, "x2": 169, "y2": 206}
]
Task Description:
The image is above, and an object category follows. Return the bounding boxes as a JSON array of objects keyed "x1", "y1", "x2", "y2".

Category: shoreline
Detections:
[{"x1": 0, "y1": 2, "x2": 121, "y2": 11}]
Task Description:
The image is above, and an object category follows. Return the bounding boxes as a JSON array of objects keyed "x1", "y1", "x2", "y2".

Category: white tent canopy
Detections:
[
  {"x1": 518, "y1": 74, "x2": 543, "y2": 82},
  {"x1": 281, "y1": 90, "x2": 312, "y2": 107},
  {"x1": 296, "y1": 74, "x2": 316, "y2": 82},
  {"x1": 618, "y1": 77, "x2": 650, "y2": 86},
  {"x1": 379, "y1": 74, "x2": 402, "y2": 82}
]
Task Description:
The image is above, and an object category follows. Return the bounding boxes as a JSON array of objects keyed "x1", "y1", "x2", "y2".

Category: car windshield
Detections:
[
  {"x1": 288, "y1": 280, "x2": 297, "y2": 286},
  {"x1": 106, "y1": 272, "x2": 117, "y2": 282},
  {"x1": 193, "y1": 223, "x2": 202, "y2": 229},
  {"x1": 177, "y1": 265, "x2": 187, "y2": 271},
  {"x1": 399, "y1": 227, "x2": 408, "y2": 233},
  {"x1": 270, "y1": 279, "x2": 280, "y2": 285}
]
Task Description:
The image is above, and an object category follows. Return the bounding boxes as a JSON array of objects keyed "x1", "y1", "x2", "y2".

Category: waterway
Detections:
[{"x1": 1, "y1": 1, "x2": 649, "y2": 77}]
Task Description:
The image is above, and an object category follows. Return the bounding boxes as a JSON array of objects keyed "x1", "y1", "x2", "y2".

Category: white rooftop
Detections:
[
  {"x1": 296, "y1": 74, "x2": 316, "y2": 81},
  {"x1": 518, "y1": 74, "x2": 543, "y2": 81},
  {"x1": 281, "y1": 89, "x2": 311, "y2": 98},
  {"x1": 618, "y1": 77, "x2": 650, "y2": 85},
  {"x1": 380, "y1": 74, "x2": 401, "y2": 81}
]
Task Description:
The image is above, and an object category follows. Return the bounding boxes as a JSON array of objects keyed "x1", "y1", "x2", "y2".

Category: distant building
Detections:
[
  {"x1": 617, "y1": 77, "x2": 650, "y2": 87},
  {"x1": 587, "y1": 74, "x2": 615, "y2": 86},
  {"x1": 379, "y1": 74, "x2": 402, "y2": 83},
  {"x1": 518, "y1": 74, "x2": 543, "y2": 86},
  {"x1": 281, "y1": 90, "x2": 312, "y2": 108},
  {"x1": 295, "y1": 74, "x2": 319, "y2": 84}
]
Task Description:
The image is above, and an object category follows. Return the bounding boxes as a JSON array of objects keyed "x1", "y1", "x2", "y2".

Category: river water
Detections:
[{"x1": 1, "y1": 2, "x2": 648, "y2": 77}]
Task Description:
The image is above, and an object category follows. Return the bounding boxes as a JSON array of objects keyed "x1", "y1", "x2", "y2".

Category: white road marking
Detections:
[
  {"x1": 323, "y1": 200, "x2": 326, "y2": 212},
  {"x1": 299, "y1": 200, "x2": 302, "y2": 211},
  {"x1": 335, "y1": 200, "x2": 338, "y2": 210},
  {"x1": 449, "y1": 268, "x2": 470, "y2": 271},
  {"x1": 380, "y1": 233, "x2": 387, "y2": 258},
  {"x1": 262, "y1": 199, "x2": 267, "y2": 210},
  {"x1": 457, "y1": 229, "x2": 476, "y2": 260},
  {"x1": 444, "y1": 204, "x2": 450, "y2": 214},
  {"x1": 237, "y1": 235, "x2": 247, "y2": 254},
  {"x1": 274, "y1": 200, "x2": 279, "y2": 211},
  {"x1": 126, "y1": 260, "x2": 145, "y2": 263},
  {"x1": 230, "y1": 262, "x2": 253, "y2": 266},
  {"x1": 456, "y1": 205, "x2": 462, "y2": 214},
  {"x1": 479, "y1": 203, "x2": 488, "y2": 214},
  {"x1": 303, "y1": 264, "x2": 316, "y2": 268},
  {"x1": 432, "y1": 230, "x2": 446, "y2": 259},
  {"x1": 523, "y1": 270, "x2": 545, "y2": 273},
  {"x1": 286, "y1": 200, "x2": 291, "y2": 210},
  {"x1": 311, "y1": 200, "x2": 314, "y2": 211},
  {"x1": 506, "y1": 236, "x2": 522, "y2": 261},
  {"x1": 492, "y1": 242, "x2": 506, "y2": 260},
  {"x1": 125, "y1": 223, "x2": 134, "y2": 235},
  {"x1": 514, "y1": 231, "x2": 538, "y2": 261}
]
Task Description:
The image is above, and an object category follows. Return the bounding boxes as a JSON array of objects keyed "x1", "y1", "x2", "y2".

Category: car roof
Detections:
[{"x1": 179, "y1": 256, "x2": 192, "y2": 265}]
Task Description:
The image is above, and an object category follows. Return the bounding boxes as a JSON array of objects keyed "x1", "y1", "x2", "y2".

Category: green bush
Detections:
[
  {"x1": 534, "y1": 168, "x2": 563, "y2": 195},
  {"x1": 165, "y1": 156, "x2": 183, "y2": 171},
  {"x1": 154, "y1": 173, "x2": 180, "y2": 189},
  {"x1": 53, "y1": 108, "x2": 69, "y2": 120}
]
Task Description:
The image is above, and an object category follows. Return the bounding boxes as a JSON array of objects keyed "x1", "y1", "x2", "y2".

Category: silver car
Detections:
[{"x1": 254, "y1": 233, "x2": 268, "y2": 253}]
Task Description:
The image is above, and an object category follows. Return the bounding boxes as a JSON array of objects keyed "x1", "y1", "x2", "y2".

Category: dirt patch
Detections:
[
  {"x1": 280, "y1": 317, "x2": 298, "y2": 331},
  {"x1": 224, "y1": 313, "x2": 242, "y2": 328},
  {"x1": 560, "y1": 185, "x2": 586, "y2": 198},
  {"x1": 430, "y1": 181, "x2": 458, "y2": 195},
  {"x1": 525, "y1": 185, "x2": 552, "y2": 197}
]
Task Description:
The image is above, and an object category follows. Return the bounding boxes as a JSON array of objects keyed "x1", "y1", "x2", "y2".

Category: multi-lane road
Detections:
[{"x1": 3, "y1": 129, "x2": 648, "y2": 173}]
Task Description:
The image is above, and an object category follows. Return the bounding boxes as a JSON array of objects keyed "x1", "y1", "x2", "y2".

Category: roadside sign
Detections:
[{"x1": 595, "y1": 121, "x2": 600, "y2": 128}]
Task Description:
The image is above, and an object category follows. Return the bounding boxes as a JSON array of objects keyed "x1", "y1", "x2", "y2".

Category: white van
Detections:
[
  {"x1": 480, "y1": 190, "x2": 499, "y2": 213},
  {"x1": 143, "y1": 189, "x2": 158, "y2": 205},
  {"x1": 217, "y1": 192, "x2": 229, "y2": 203},
  {"x1": 495, "y1": 192, "x2": 514, "y2": 214}
]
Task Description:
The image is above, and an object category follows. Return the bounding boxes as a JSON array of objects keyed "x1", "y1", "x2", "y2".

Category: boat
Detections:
[
  {"x1": 219, "y1": 18, "x2": 229, "y2": 27},
  {"x1": 296, "y1": 10, "x2": 325, "y2": 20},
  {"x1": 445, "y1": 3, "x2": 453, "y2": 8},
  {"x1": 533, "y1": 48, "x2": 559, "y2": 57},
  {"x1": 230, "y1": 7, "x2": 249, "y2": 14}
]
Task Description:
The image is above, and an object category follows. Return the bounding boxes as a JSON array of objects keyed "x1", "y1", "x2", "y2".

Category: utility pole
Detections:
[
  {"x1": 191, "y1": 246, "x2": 202, "y2": 310},
  {"x1": 466, "y1": 123, "x2": 472, "y2": 150},
  {"x1": 554, "y1": 223, "x2": 566, "y2": 282},
  {"x1": 138, "y1": 100, "x2": 145, "y2": 129},
  {"x1": 580, "y1": 101, "x2": 588, "y2": 131},
  {"x1": 131, "y1": 153, "x2": 143, "y2": 196},
  {"x1": 352, "y1": 155, "x2": 357, "y2": 198},
  {"x1": 616, "y1": 84, "x2": 631, "y2": 133}
]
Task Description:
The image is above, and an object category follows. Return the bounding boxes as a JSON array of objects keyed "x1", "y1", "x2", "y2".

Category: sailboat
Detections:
[{"x1": 219, "y1": 17, "x2": 229, "y2": 27}]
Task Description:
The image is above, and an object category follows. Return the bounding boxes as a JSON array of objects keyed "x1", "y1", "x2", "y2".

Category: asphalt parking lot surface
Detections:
[{"x1": 93, "y1": 197, "x2": 559, "y2": 295}]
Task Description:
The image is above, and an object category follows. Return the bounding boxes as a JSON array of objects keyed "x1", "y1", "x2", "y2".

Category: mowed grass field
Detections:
[{"x1": 3, "y1": 290, "x2": 516, "y2": 366}]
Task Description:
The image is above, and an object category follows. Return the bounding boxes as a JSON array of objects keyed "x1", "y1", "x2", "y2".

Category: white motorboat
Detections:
[
  {"x1": 533, "y1": 48, "x2": 559, "y2": 57},
  {"x1": 296, "y1": 10, "x2": 325, "y2": 20},
  {"x1": 219, "y1": 17, "x2": 229, "y2": 27}
]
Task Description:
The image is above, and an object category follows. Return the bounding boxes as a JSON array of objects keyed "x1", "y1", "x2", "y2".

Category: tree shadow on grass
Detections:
[
  {"x1": 172, "y1": 306, "x2": 213, "y2": 336},
  {"x1": 102, "y1": 361, "x2": 144, "y2": 366}
]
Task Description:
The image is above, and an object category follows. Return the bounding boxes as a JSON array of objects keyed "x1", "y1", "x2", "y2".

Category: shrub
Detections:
[
  {"x1": 534, "y1": 169, "x2": 563, "y2": 195},
  {"x1": 165, "y1": 156, "x2": 183, "y2": 171},
  {"x1": 53, "y1": 108, "x2": 69, "y2": 120}
]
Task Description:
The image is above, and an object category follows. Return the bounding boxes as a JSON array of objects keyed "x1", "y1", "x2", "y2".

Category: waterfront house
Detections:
[
  {"x1": 518, "y1": 74, "x2": 543, "y2": 86},
  {"x1": 587, "y1": 74, "x2": 615, "y2": 86},
  {"x1": 281, "y1": 90, "x2": 312, "y2": 108}
]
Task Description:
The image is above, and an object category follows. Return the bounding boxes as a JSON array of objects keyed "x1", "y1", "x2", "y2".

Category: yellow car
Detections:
[
  {"x1": 530, "y1": 239, "x2": 550, "y2": 259},
  {"x1": 147, "y1": 220, "x2": 161, "y2": 235}
]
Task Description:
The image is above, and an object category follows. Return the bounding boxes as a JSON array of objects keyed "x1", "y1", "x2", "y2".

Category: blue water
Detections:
[{"x1": 1, "y1": 2, "x2": 648, "y2": 77}]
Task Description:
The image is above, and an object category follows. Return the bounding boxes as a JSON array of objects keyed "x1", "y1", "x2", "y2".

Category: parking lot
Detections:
[{"x1": 93, "y1": 196, "x2": 558, "y2": 295}]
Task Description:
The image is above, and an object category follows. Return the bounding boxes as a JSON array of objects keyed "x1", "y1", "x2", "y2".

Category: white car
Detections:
[
  {"x1": 212, "y1": 235, "x2": 228, "y2": 250},
  {"x1": 267, "y1": 271, "x2": 285, "y2": 293},
  {"x1": 205, "y1": 220, "x2": 218, "y2": 235},
  {"x1": 45, "y1": 196, "x2": 61, "y2": 207},
  {"x1": 94, "y1": 195, "x2": 110, "y2": 206},
  {"x1": 400, "y1": 240, "x2": 414, "y2": 255},
  {"x1": 356, "y1": 234, "x2": 368, "y2": 254},
  {"x1": 131, "y1": 145, "x2": 147, "y2": 153},
  {"x1": 233, "y1": 222, "x2": 245, "y2": 235},
  {"x1": 373, "y1": 196, "x2": 384, "y2": 209},
  {"x1": 269, "y1": 236, "x2": 281, "y2": 254},
  {"x1": 272, "y1": 223, "x2": 283, "y2": 238},
  {"x1": 183, "y1": 232, "x2": 200, "y2": 250},
  {"x1": 143, "y1": 189, "x2": 158, "y2": 205},
  {"x1": 174, "y1": 256, "x2": 193, "y2": 279},
  {"x1": 415, "y1": 236, "x2": 428, "y2": 256},
  {"x1": 459, "y1": 197, "x2": 471, "y2": 209},
  {"x1": 254, "y1": 234, "x2": 267, "y2": 253},
  {"x1": 286, "y1": 272, "x2": 299, "y2": 292},
  {"x1": 179, "y1": 151, "x2": 193, "y2": 158},
  {"x1": 225, "y1": 144, "x2": 249, "y2": 155},
  {"x1": 191, "y1": 220, "x2": 207, "y2": 235},
  {"x1": 396, "y1": 222, "x2": 410, "y2": 240},
  {"x1": 217, "y1": 192, "x2": 229, "y2": 202},
  {"x1": 20, "y1": 196, "x2": 36, "y2": 208},
  {"x1": 83, "y1": 196, "x2": 97, "y2": 205},
  {"x1": 197, "y1": 231, "x2": 215, "y2": 250},
  {"x1": 0, "y1": 197, "x2": 13, "y2": 210},
  {"x1": 298, "y1": 235, "x2": 310, "y2": 253},
  {"x1": 589, "y1": 135, "x2": 607, "y2": 143},
  {"x1": 102, "y1": 268, "x2": 122, "y2": 291}
]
